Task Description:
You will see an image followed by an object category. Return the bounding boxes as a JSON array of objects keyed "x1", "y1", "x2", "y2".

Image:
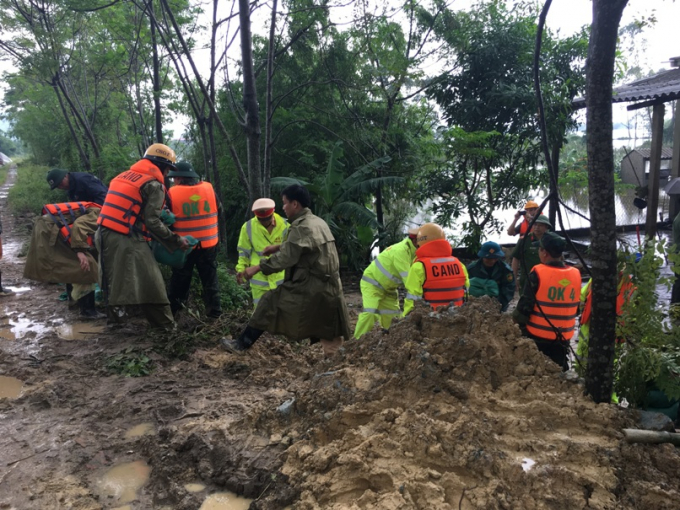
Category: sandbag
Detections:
[{"x1": 151, "y1": 236, "x2": 198, "y2": 268}]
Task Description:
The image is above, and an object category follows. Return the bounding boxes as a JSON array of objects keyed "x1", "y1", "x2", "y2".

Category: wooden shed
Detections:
[{"x1": 620, "y1": 147, "x2": 673, "y2": 186}]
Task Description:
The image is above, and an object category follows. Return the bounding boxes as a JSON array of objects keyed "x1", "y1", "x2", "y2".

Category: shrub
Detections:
[{"x1": 8, "y1": 162, "x2": 63, "y2": 215}]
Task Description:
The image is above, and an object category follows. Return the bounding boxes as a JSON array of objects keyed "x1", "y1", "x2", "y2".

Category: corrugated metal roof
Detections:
[
  {"x1": 625, "y1": 147, "x2": 674, "y2": 160},
  {"x1": 573, "y1": 68, "x2": 680, "y2": 109}
]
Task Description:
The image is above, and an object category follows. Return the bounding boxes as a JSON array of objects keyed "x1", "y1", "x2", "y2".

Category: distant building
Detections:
[
  {"x1": 0, "y1": 153, "x2": 11, "y2": 166},
  {"x1": 620, "y1": 147, "x2": 673, "y2": 186}
]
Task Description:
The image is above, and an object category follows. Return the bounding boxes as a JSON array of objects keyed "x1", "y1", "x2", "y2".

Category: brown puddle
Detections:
[
  {"x1": 0, "y1": 313, "x2": 48, "y2": 341},
  {"x1": 56, "y1": 322, "x2": 105, "y2": 341},
  {"x1": 124, "y1": 422, "x2": 155, "y2": 438},
  {"x1": 185, "y1": 482, "x2": 206, "y2": 493},
  {"x1": 0, "y1": 375, "x2": 23, "y2": 398},
  {"x1": 97, "y1": 460, "x2": 150, "y2": 504},
  {"x1": 199, "y1": 492, "x2": 253, "y2": 510}
]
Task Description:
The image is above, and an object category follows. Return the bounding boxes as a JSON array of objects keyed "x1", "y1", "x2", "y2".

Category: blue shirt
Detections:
[{"x1": 68, "y1": 172, "x2": 108, "y2": 205}]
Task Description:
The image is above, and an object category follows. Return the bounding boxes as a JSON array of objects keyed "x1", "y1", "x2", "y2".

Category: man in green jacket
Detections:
[
  {"x1": 511, "y1": 214, "x2": 551, "y2": 293},
  {"x1": 221, "y1": 184, "x2": 351, "y2": 356},
  {"x1": 97, "y1": 144, "x2": 190, "y2": 330},
  {"x1": 466, "y1": 241, "x2": 515, "y2": 312},
  {"x1": 353, "y1": 228, "x2": 418, "y2": 339}
]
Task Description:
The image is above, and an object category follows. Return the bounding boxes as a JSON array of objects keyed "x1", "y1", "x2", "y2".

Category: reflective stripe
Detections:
[
  {"x1": 406, "y1": 293, "x2": 421, "y2": 301},
  {"x1": 429, "y1": 298, "x2": 464, "y2": 304},
  {"x1": 108, "y1": 189, "x2": 141, "y2": 207},
  {"x1": 430, "y1": 257, "x2": 456, "y2": 263},
  {"x1": 527, "y1": 321, "x2": 575, "y2": 333},
  {"x1": 251, "y1": 279, "x2": 270, "y2": 287},
  {"x1": 375, "y1": 259, "x2": 401, "y2": 285},
  {"x1": 174, "y1": 212, "x2": 218, "y2": 222},
  {"x1": 361, "y1": 275, "x2": 385, "y2": 290},
  {"x1": 194, "y1": 234, "x2": 219, "y2": 242},
  {"x1": 238, "y1": 249, "x2": 252, "y2": 258},
  {"x1": 253, "y1": 297, "x2": 261, "y2": 304},
  {"x1": 426, "y1": 286, "x2": 465, "y2": 292},
  {"x1": 535, "y1": 299, "x2": 580, "y2": 308},
  {"x1": 362, "y1": 308, "x2": 401, "y2": 315},
  {"x1": 531, "y1": 311, "x2": 579, "y2": 320},
  {"x1": 275, "y1": 279, "x2": 284, "y2": 286},
  {"x1": 173, "y1": 223, "x2": 219, "y2": 232},
  {"x1": 246, "y1": 219, "x2": 253, "y2": 247},
  {"x1": 399, "y1": 271, "x2": 408, "y2": 278},
  {"x1": 255, "y1": 250, "x2": 265, "y2": 256}
]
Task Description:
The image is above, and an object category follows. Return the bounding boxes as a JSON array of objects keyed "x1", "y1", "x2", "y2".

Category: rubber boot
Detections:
[
  {"x1": 221, "y1": 326, "x2": 264, "y2": 353},
  {"x1": 0, "y1": 270, "x2": 14, "y2": 296},
  {"x1": 78, "y1": 292, "x2": 106, "y2": 319}
]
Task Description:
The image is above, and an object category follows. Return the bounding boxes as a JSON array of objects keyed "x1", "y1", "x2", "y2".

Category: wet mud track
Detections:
[{"x1": 0, "y1": 167, "x2": 316, "y2": 509}]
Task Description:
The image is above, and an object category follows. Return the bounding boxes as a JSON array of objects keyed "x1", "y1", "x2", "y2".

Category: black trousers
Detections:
[
  {"x1": 168, "y1": 246, "x2": 221, "y2": 316},
  {"x1": 532, "y1": 337, "x2": 570, "y2": 372}
]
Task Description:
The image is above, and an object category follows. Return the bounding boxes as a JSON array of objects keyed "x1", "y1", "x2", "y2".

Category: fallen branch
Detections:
[{"x1": 623, "y1": 428, "x2": 680, "y2": 446}]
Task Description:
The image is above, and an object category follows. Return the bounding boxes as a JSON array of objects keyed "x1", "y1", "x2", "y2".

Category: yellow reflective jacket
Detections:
[
  {"x1": 236, "y1": 213, "x2": 289, "y2": 288},
  {"x1": 361, "y1": 237, "x2": 417, "y2": 293}
]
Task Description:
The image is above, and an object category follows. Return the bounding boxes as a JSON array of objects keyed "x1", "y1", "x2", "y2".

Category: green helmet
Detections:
[
  {"x1": 168, "y1": 161, "x2": 200, "y2": 179},
  {"x1": 46, "y1": 168, "x2": 68, "y2": 190}
]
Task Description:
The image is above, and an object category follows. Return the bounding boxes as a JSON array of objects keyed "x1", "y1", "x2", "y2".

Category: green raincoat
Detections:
[
  {"x1": 97, "y1": 179, "x2": 183, "y2": 306},
  {"x1": 24, "y1": 207, "x2": 100, "y2": 285},
  {"x1": 250, "y1": 208, "x2": 351, "y2": 341}
]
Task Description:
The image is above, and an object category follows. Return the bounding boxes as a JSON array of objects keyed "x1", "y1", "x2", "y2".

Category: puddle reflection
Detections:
[
  {"x1": 56, "y1": 322, "x2": 105, "y2": 341},
  {"x1": 97, "y1": 460, "x2": 150, "y2": 504},
  {"x1": 124, "y1": 423, "x2": 155, "y2": 438},
  {"x1": 200, "y1": 492, "x2": 253, "y2": 510},
  {"x1": 0, "y1": 375, "x2": 24, "y2": 398},
  {"x1": 185, "y1": 482, "x2": 206, "y2": 493}
]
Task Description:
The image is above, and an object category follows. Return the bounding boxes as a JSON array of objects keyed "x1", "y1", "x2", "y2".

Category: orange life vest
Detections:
[
  {"x1": 526, "y1": 264, "x2": 581, "y2": 341},
  {"x1": 168, "y1": 181, "x2": 219, "y2": 248},
  {"x1": 42, "y1": 201, "x2": 101, "y2": 246},
  {"x1": 580, "y1": 275, "x2": 635, "y2": 328},
  {"x1": 519, "y1": 220, "x2": 530, "y2": 237},
  {"x1": 97, "y1": 159, "x2": 166, "y2": 237},
  {"x1": 415, "y1": 239, "x2": 466, "y2": 310}
]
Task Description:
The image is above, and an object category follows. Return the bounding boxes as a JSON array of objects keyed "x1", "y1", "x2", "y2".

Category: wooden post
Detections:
[
  {"x1": 670, "y1": 101, "x2": 680, "y2": 221},
  {"x1": 646, "y1": 103, "x2": 665, "y2": 237}
]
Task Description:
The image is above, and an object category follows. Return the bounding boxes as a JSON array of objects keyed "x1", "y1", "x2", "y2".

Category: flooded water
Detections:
[
  {"x1": 0, "y1": 313, "x2": 48, "y2": 341},
  {"x1": 185, "y1": 482, "x2": 207, "y2": 493},
  {"x1": 97, "y1": 460, "x2": 151, "y2": 504},
  {"x1": 124, "y1": 422, "x2": 155, "y2": 438},
  {"x1": 56, "y1": 322, "x2": 105, "y2": 341},
  {"x1": 0, "y1": 375, "x2": 23, "y2": 398},
  {"x1": 6, "y1": 286, "x2": 31, "y2": 293},
  {"x1": 199, "y1": 492, "x2": 254, "y2": 510}
]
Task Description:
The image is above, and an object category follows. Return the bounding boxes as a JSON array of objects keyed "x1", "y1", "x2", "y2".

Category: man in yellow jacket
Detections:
[
  {"x1": 354, "y1": 228, "x2": 419, "y2": 339},
  {"x1": 403, "y1": 223, "x2": 469, "y2": 316},
  {"x1": 236, "y1": 198, "x2": 289, "y2": 305}
]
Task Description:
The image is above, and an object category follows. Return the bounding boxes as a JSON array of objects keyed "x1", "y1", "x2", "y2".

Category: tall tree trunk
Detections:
[
  {"x1": 52, "y1": 79, "x2": 91, "y2": 172},
  {"x1": 149, "y1": 0, "x2": 163, "y2": 143},
  {"x1": 263, "y1": 0, "x2": 278, "y2": 198},
  {"x1": 239, "y1": 0, "x2": 262, "y2": 204},
  {"x1": 549, "y1": 142, "x2": 561, "y2": 228},
  {"x1": 584, "y1": 0, "x2": 629, "y2": 403}
]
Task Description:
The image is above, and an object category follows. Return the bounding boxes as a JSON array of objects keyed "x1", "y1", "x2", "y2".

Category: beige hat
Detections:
[{"x1": 252, "y1": 198, "x2": 275, "y2": 212}]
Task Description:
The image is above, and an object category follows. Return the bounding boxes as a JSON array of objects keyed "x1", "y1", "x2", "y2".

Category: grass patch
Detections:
[
  {"x1": 106, "y1": 347, "x2": 154, "y2": 377},
  {"x1": 8, "y1": 162, "x2": 64, "y2": 215}
]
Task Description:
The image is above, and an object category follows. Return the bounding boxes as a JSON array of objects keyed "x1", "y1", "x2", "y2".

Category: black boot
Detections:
[
  {"x1": 220, "y1": 326, "x2": 264, "y2": 353},
  {"x1": 78, "y1": 292, "x2": 106, "y2": 319},
  {"x1": 0, "y1": 270, "x2": 13, "y2": 296}
]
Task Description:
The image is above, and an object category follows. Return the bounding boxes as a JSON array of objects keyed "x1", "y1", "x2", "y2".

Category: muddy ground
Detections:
[{"x1": 1, "y1": 167, "x2": 679, "y2": 509}]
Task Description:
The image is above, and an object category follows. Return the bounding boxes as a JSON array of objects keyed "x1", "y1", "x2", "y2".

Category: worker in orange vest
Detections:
[
  {"x1": 97, "y1": 143, "x2": 191, "y2": 330},
  {"x1": 166, "y1": 161, "x2": 222, "y2": 318},
  {"x1": 512, "y1": 232, "x2": 581, "y2": 371},
  {"x1": 507, "y1": 200, "x2": 539, "y2": 238},
  {"x1": 403, "y1": 223, "x2": 469, "y2": 315}
]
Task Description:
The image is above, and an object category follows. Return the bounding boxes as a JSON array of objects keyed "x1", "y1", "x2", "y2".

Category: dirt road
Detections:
[{"x1": 0, "y1": 167, "x2": 679, "y2": 509}]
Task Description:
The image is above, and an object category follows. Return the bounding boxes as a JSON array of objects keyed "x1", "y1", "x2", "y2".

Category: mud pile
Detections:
[{"x1": 244, "y1": 296, "x2": 680, "y2": 509}]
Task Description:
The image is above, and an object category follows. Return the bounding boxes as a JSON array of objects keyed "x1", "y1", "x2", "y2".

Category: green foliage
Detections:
[
  {"x1": 422, "y1": 0, "x2": 589, "y2": 248},
  {"x1": 271, "y1": 143, "x2": 399, "y2": 269},
  {"x1": 185, "y1": 262, "x2": 250, "y2": 315},
  {"x1": 0, "y1": 130, "x2": 21, "y2": 156},
  {"x1": 106, "y1": 348, "x2": 154, "y2": 377},
  {"x1": 614, "y1": 241, "x2": 680, "y2": 404},
  {"x1": 8, "y1": 162, "x2": 64, "y2": 215}
]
